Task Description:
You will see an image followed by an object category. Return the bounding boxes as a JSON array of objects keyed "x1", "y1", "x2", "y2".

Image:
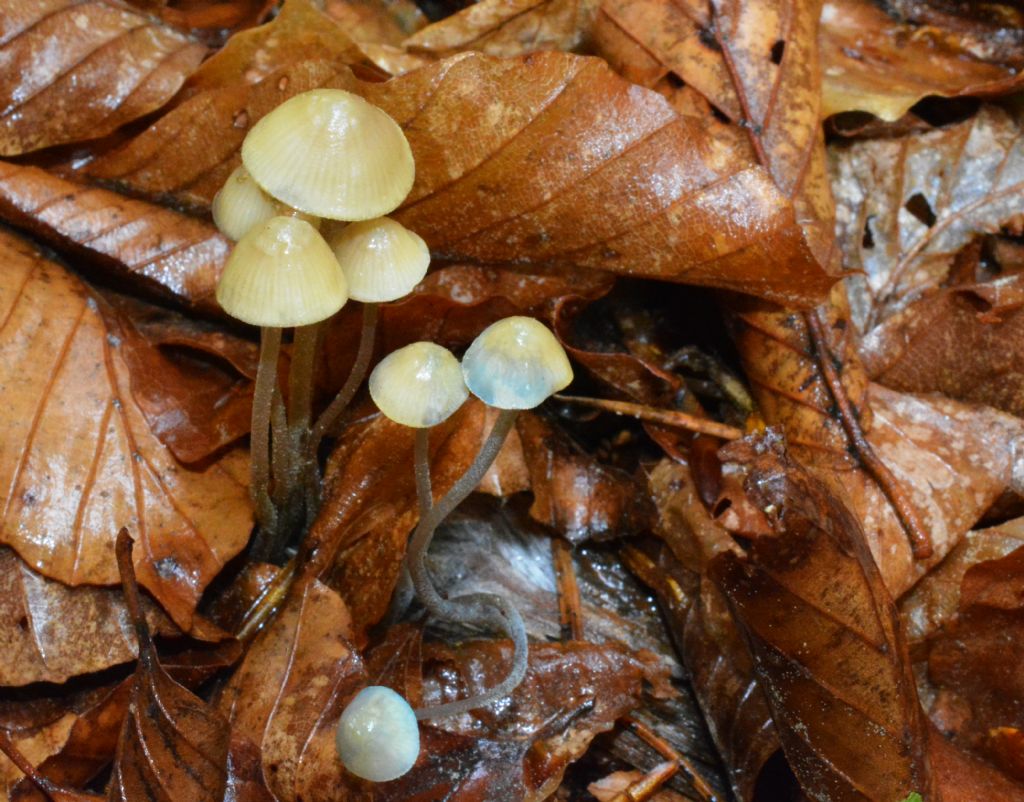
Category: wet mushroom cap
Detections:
[
  {"x1": 242, "y1": 88, "x2": 415, "y2": 221},
  {"x1": 328, "y1": 217, "x2": 430, "y2": 303},
  {"x1": 216, "y1": 216, "x2": 348, "y2": 327},
  {"x1": 369, "y1": 342, "x2": 468, "y2": 428},
  {"x1": 461, "y1": 316, "x2": 573, "y2": 409},
  {"x1": 336, "y1": 686, "x2": 419, "y2": 782},
  {"x1": 212, "y1": 165, "x2": 280, "y2": 242}
]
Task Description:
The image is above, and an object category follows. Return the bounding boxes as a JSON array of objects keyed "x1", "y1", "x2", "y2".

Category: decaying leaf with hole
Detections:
[
  {"x1": 0, "y1": 0, "x2": 206, "y2": 155},
  {"x1": 85, "y1": 53, "x2": 834, "y2": 305},
  {"x1": 0, "y1": 231, "x2": 251, "y2": 630}
]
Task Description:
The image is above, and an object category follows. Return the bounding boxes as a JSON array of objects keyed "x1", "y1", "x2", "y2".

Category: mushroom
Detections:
[
  {"x1": 212, "y1": 165, "x2": 320, "y2": 242},
  {"x1": 305, "y1": 217, "x2": 431, "y2": 471},
  {"x1": 368, "y1": 318, "x2": 573, "y2": 721},
  {"x1": 215, "y1": 215, "x2": 347, "y2": 555},
  {"x1": 336, "y1": 686, "x2": 419, "y2": 782}
]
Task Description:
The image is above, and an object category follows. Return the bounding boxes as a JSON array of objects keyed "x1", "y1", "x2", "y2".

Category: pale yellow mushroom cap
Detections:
[
  {"x1": 213, "y1": 166, "x2": 321, "y2": 241},
  {"x1": 369, "y1": 342, "x2": 468, "y2": 428},
  {"x1": 242, "y1": 89, "x2": 415, "y2": 221},
  {"x1": 337, "y1": 686, "x2": 419, "y2": 782},
  {"x1": 328, "y1": 217, "x2": 430, "y2": 303},
  {"x1": 216, "y1": 216, "x2": 348, "y2": 327},
  {"x1": 462, "y1": 317, "x2": 573, "y2": 409}
]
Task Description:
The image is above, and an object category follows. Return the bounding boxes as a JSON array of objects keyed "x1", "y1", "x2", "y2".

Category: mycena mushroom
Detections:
[
  {"x1": 336, "y1": 686, "x2": 419, "y2": 782},
  {"x1": 368, "y1": 318, "x2": 573, "y2": 720},
  {"x1": 215, "y1": 215, "x2": 347, "y2": 553},
  {"x1": 212, "y1": 165, "x2": 320, "y2": 242}
]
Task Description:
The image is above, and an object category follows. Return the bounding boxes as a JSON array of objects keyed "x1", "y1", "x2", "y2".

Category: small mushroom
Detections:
[
  {"x1": 212, "y1": 165, "x2": 320, "y2": 242},
  {"x1": 215, "y1": 216, "x2": 348, "y2": 556},
  {"x1": 336, "y1": 686, "x2": 419, "y2": 782},
  {"x1": 242, "y1": 88, "x2": 414, "y2": 221},
  {"x1": 371, "y1": 318, "x2": 573, "y2": 721},
  {"x1": 368, "y1": 342, "x2": 467, "y2": 429}
]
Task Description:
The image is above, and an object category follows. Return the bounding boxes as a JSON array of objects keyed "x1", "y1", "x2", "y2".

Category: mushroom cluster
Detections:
[
  {"x1": 213, "y1": 89, "x2": 428, "y2": 558},
  {"x1": 334, "y1": 316, "x2": 572, "y2": 782}
]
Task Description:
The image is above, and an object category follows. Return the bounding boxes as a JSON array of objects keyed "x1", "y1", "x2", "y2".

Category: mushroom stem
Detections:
[
  {"x1": 414, "y1": 427, "x2": 432, "y2": 517},
  {"x1": 407, "y1": 409, "x2": 529, "y2": 720},
  {"x1": 250, "y1": 326, "x2": 281, "y2": 549},
  {"x1": 288, "y1": 322, "x2": 322, "y2": 431}
]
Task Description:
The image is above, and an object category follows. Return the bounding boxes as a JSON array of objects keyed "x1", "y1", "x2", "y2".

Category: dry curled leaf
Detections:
[
  {"x1": 0, "y1": 231, "x2": 251, "y2": 630},
  {"x1": 0, "y1": 161, "x2": 228, "y2": 313},
  {"x1": 710, "y1": 435, "x2": 933, "y2": 801},
  {"x1": 831, "y1": 104, "x2": 1024, "y2": 331},
  {"x1": 819, "y1": 0, "x2": 1024, "y2": 122},
  {"x1": 85, "y1": 53, "x2": 833, "y2": 305},
  {"x1": 108, "y1": 530, "x2": 230, "y2": 802},
  {"x1": 0, "y1": 0, "x2": 206, "y2": 155}
]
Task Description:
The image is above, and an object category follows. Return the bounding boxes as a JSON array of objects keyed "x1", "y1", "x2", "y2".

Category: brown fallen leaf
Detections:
[
  {"x1": 215, "y1": 579, "x2": 365, "y2": 802},
  {"x1": 85, "y1": 53, "x2": 833, "y2": 305},
  {"x1": 108, "y1": 529, "x2": 230, "y2": 802},
  {"x1": 184, "y1": 0, "x2": 368, "y2": 93},
  {"x1": 830, "y1": 104, "x2": 1024, "y2": 331},
  {"x1": 0, "y1": 161, "x2": 228, "y2": 313},
  {"x1": 0, "y1": 231, "x2": 251, "y2": 630},
  {"x1": 819, "y1": 0, "x2": 1024, "y2": 122},
  {"x1": 349, "y1": 626, "x2": 670, "y2": 802},
  {"x1": 594, "y1": 0, "x2": 838, "y2": 268},
  {"x1": 709, "y1": 434, "x2": 934, "y2": 801},
  {"x1": 860, "y1": 272, "x2": 1024, "y2": 419},
  {"x1": 0, "y1": 0, "x2": 206, "y2": 155},
  {"x1": 402, "y1": 0, "x2": 598, "y2": 60}
]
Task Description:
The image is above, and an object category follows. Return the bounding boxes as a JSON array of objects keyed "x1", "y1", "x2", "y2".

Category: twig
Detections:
[
  {"x1": 551, "y1": 538, "x2": 584, "y2": 641},
  {"x1": 554, "y1": 395, "x2": 743, "y2": 441}
]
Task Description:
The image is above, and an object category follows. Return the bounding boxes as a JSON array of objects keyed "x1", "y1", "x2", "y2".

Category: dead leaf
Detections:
[
  {"x1": 0, "y1": 161, "x2": 228, "y2": 313},
  {"x1": 108, "y1": 530, "x2": 230, "y2": 802},
  {"x1": 819, "y1": 0, "x2": 1024, "y2": 122},
  {"x1": 216, "y1": 579, "x2": 365, "y2": 802},
  {"x1": 0, "y1": 0, "x2": 206, "y2": 155},
  {"x1": 184, "y1": 0, "x2": 367, "y2": 93},
  {"x1": 710, "y1": 434, "x2": 934, "y2": 801},
  {"x1": 830, "y1": 104, "x2": 1024, "y2": 331},
  {"x1": 85, "y1": 53, "x2": 834, "y2": 305},
  {"x1": 0, "y1": 231, "x2": 251, "y2": 630},
  {"x1": 594, "y1": 0, "x2": 838, "y2": 268},
  {"x1": 403, "y1": 0, "x2": 598, "y2": 59},
  {"x1": 860, "y1": 272, "x2": 1024, "y2": 418}
]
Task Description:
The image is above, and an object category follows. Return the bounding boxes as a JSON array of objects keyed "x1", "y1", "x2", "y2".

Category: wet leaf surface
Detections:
[
  {"x1": 0, "y1": 231, "x2": 251, "y2": 629},
  {"x1": 85, "y1": 52, "x2": 834, "y2": 304},
  {"x1": 819, "y1": 0, "x2": 1024, "y2": 122},
  {"x1": 0, "y1": 0, "x2": 206, "y2": 155}
]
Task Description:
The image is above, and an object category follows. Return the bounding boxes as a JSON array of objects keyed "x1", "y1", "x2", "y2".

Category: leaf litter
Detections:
[{"x1": 1, "y1": 0, "x2": 1024, "y2": 800}]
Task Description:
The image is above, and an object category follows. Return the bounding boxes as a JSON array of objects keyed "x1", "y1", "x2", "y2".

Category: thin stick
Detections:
[
  {"x1": 625, "y1": 716, "x2": 717, "y2": 802},
  {"x1": 554, "y1": 395, "x2": 743, "y2": 441},
  {"x1": 251, "y1": 327, "x2": 281, "y2": 538},
  {"x1": 409, "y1": 409, "x2": 527, "y2": 720},
  {"x1": 308, "y1": 303, "x2": 379, "y2": 459},
  {"x1": 115, "y1": 528, "x2": 153, "y2": 664},
  {"x1": 805, "y1": 311, "x2": 933, "y2": 559},
  {"x1": 552, "y1": 538, "x2": 584, "y2": 641},
  {"x1": 606, "y1": 761, "x2": 679, "y2": 802}
]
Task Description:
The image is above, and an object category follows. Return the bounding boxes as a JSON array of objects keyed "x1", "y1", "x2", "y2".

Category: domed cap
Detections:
[
  {"x1": 213, "y1": 165, "x2": 321, "y2": 242},
  {"x1": 328, "y1": 217, "x2": 429, "y2": 303},
  {"x1": 336, "y1": 686, "x2": 419, "y2": 782},
  {"x1": 462, "y1": 316, "x2": 572, "y2": 409},
  {"x1": 216, "y1": 216, "x2": 348, "y2": 327},
  {"x1": 242, "y1": 88, "x2": 414, "y2": 221},
  {"x1": 369, "y1": 342, "x2": 468, "y2": 428}
]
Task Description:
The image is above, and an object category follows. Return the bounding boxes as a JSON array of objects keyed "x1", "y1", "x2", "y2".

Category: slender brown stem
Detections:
[
  {"x1": 554, "y1": 395, "x2": 743, "y2": 441},
  {"x1": 625, "y1": 716, "x2": 717, "y2": 802},
  {"x1": 408, "y1": 409, "x2": 528, "y2": 720},
  {"x1": 805, "y1": 311, "x2": 933, "y2": 559},
  {"x1": 251, "y1": 327, "x2": 281, "y2": 539},
  {"x1": 288, "y1": 323, "x2": 321, "y2": 431},
  {"x1": 115, "y1": 528, "x2": 153, "y2": 663},
  {"x1": 308, "y1": 303, "x2": 379, "y2": 459},
  {"x1": 270, "y1": 386, "x2": 289, "y2": 506},
  {"x1": 414, "y1": 427, "x2": 432, "y2": 517},
  {"x1": 552, "y1": 538, "x2": 583, "y2": 641}
]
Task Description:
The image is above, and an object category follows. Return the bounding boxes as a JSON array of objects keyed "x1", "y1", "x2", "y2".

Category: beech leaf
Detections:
[
  {"x1": 830, "y1": 104, "x2": 1024, "y2": 330},
  {"x1": 108, "y1": 529, "x2": 230, "y2": 802},
  {"x1": 0, "y1": 231, "x2": 251, "y2": 629},
  {"x1": 85, "y1": 53, "x2": 834, "y2": 305},
  {"x1": 0, "y1": 0, "x2": 206, "y2": 155},
  {"x1": 819, "y1": 0, "x2": 1024, "y2": 122}
]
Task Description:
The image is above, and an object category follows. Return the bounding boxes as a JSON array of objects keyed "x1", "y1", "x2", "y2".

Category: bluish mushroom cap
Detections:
[{"x1": 336, "y1": 686, "x2": 419, "y2": 782}]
